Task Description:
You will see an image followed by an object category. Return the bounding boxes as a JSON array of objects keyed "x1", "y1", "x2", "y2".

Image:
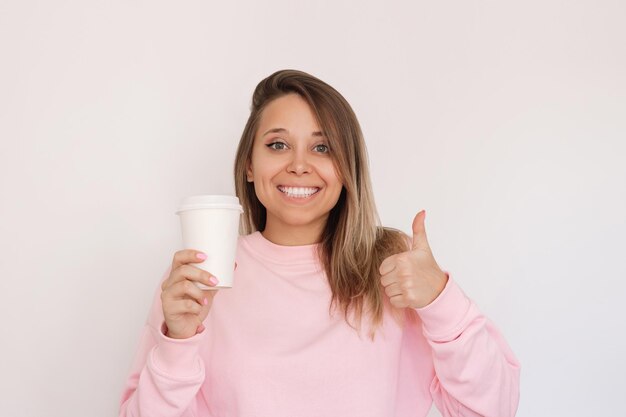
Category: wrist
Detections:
[
  {"x1": 416, "y1": 269, "x2": 449, "y2": 309},
  {"x1": 161, "y1": 322, "x2": 189, "y2": 340},
  {"x1": 433, "y1": 269, "x2": 448, "y2": 295}
]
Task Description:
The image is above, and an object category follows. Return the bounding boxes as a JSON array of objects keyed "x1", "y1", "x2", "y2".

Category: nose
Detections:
[{"x1": 287, "y1": 149, "x2": 312, "y2": 175}]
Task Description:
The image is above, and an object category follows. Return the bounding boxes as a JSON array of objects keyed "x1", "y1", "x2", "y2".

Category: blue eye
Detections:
[
  {"x1": 267, "y1": 142, "x2": 287, "y2": 150},
  {"x1": 314, "y1": 144, "x2": 329, "y2": 153}
]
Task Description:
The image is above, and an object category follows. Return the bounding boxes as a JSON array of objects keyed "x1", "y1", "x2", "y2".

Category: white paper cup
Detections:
[{"x1": 175, "y1": 195, "x2": 243, "y2": 290}]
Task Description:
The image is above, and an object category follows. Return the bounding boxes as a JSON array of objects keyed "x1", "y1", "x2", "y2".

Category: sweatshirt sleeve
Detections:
[
  {"x1": 118, "y1": 266, "x2": 208, "y2": 417},
  {"x1": 414, "y1": 272, "x2": 521, "y2": 417}
]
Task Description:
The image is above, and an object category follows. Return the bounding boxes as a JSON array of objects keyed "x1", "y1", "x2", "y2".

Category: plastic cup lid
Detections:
[{"x1": 175, "y1": 194, "x2": 244, "y2": 214}]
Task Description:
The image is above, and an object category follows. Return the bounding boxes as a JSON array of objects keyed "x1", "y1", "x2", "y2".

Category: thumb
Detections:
[{"x1": 411, "y1": 210, "x2": 430, "y2": 251}]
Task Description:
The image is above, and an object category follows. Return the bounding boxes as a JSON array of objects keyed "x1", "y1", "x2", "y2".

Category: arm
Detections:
[
  {"x1": 379, "y1": 212, "x2": 520, "y2": 415},
  {"x1": 415, "y1": 273, "x2": 521, "y2": 417},
  {"x1": 118, "y1": 266, "x2": 207, "y2": 417}
]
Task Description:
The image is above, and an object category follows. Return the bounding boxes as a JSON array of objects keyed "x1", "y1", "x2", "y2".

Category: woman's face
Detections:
[{"x1": 246, "y1": 93, "x2": 343, "y2": 241}]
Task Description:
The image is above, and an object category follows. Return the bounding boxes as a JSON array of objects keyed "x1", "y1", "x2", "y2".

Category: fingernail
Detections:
[
  {"x1": 209, "y1": 276, "x2": 219, "y2": 285},
  {"x1": 196, "y1": 252, "x2": 207, "y2": 260},
  {"x1": 197, "y1": 324, "x2": 205, "y2": 334}
]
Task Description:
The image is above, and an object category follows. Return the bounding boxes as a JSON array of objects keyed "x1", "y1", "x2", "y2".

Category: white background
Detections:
[{"x1": 1, "y1": 1, "x2": 624, "y2": 416}]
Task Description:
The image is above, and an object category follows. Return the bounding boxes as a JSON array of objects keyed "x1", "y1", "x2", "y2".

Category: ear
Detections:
[{"x1": 246, "y1": 160, "x2": 253, "y2": 182}]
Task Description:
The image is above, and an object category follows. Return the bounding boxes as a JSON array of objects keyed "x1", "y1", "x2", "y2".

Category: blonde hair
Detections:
[{"x1": 233, "y1": 69, "x2": 414, "y2": 339}]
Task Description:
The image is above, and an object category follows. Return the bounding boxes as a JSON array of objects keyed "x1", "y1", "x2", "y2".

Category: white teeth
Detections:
[{"x1": 278, "y1": 186, "x2": 320, "y2": 198}]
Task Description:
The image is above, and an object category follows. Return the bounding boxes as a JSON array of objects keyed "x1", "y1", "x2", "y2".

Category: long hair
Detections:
[{"x1": 233, "y1": 69, "x2": 414, "y2": 339}]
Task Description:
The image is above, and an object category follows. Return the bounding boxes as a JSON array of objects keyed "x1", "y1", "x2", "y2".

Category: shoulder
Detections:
[{"x1": 237, "y1": 231, "x2": 260, "y2": 247}]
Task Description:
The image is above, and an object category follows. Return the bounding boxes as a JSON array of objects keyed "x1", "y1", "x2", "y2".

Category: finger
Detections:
[
  {"x1": 379, "y1": 256, "x2": 396, "y2": 276},
  {"x1": 171, "y1": 249, "x2": 208, "y2": 271},
  {"x1": 201, "y1": 288, "x2": 220, "y2": 300},
  {"x1": 196, "y1": 290, "x2": 219, "y2": 322},
  {"x1": 166, "y1": 298, "x2": 204, "y2": 316},
  {"x1": 411, "y1": 210, "x2": 430, "y2": 251},
  {"x1": 165, "y1": 279, "x2": 208, "y2": 305},
  {"x1": 384, "y1": 282, "x2": 403, "y2": 298},
  {"x1": 164, "y1": 264, "x2": 217, "y2": 290},
  {"x1": 389, "y1": 294, "x2": 409, "y2": 309},
  {"x1": 380, "y1": 270, "x2": 398, "y2": 288},
  {"x1": 179, "y1": 264, "x2": 218, "y2": 286}
]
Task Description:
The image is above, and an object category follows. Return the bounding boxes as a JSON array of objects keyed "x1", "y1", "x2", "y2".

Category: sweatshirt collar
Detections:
[{"x1": 244, "y1": 231, "x2": 321, "y2": 265}]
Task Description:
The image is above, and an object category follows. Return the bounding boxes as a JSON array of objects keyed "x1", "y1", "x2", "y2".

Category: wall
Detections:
[{"x1": 1, "y1": 1, "x2": 624, "y2": 416}]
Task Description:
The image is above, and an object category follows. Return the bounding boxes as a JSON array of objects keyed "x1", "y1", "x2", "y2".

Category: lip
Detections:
[{"x1": 277, "y1": 184, "x2": 322, "y2": 188}]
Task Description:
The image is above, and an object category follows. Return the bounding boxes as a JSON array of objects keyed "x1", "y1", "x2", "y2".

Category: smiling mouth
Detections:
[{"x1": 277, "y1": 185, "x2": 321, "y2": 198}]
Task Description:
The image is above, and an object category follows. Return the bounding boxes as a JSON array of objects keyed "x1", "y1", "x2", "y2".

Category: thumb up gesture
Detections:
[{"x1": 379, "y1": 210, "x2": 449, "y2": 309}]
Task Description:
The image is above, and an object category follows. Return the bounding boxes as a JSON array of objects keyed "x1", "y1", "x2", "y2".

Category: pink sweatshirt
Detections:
[{"x1": 119, "y1": 232, "x2": 520, "y2": 417}]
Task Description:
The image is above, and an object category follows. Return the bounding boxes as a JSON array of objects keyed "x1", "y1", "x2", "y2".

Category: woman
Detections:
[{"x1": 119, "y1": 69, "x2": 521, "y2": 417}]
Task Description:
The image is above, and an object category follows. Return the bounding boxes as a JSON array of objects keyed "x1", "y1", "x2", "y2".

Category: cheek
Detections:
[
  {"x1": 318, "y1": 161, "x2": 342, "y2": 186},
  {"x1": 251, "y1": 181, "x2": 272, "y2": 209},
  {"x1": 250, "y1": 164, "x2": 279, "y2": 201}
]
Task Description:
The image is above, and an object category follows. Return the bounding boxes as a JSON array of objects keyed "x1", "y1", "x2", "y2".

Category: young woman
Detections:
[{"x1": 119, "y1": 70, "x2": 521, "y2": 417}]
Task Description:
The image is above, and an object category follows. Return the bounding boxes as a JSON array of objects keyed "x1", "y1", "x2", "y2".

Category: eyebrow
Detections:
[{"x1": 262, "y1": 128, "x2": 324, "y2": 137}]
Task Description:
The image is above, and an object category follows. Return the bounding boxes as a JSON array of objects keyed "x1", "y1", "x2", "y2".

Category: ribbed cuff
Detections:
[
  {"x1": 414, "y1": 272, "x2": 472, "y2": 341},
  {"x1": 150, "y1": 321, "x2": 206, "y2": 377}
]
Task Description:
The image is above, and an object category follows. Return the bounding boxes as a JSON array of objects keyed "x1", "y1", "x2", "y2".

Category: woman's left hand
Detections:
[{"x1": 379, "y1": 210, "x2": 449, "y2": 309}]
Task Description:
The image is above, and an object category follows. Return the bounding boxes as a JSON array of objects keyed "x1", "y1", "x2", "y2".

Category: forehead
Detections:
[{"x1": 258, "y1": 94, "x2": 320, "y2": 130}]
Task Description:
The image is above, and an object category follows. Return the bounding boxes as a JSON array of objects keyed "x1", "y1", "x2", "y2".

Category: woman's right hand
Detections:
[{"x1": 161, "y1": 250, "x2": 220, "y2": 339}]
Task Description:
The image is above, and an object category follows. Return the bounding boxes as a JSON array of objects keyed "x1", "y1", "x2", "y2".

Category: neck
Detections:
[{"x1": 261, "y1": 221, "x2": 326, "y2": 246}]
